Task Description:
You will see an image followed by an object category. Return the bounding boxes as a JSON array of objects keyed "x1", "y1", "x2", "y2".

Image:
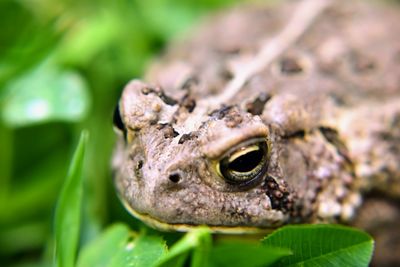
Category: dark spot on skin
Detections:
[
  {"x1": 210, "y1": 106, "x2": 243, "y2": 128},
  {"x1": 135, "y1": 160, "x2": 144, "y2": 179},
  {"x1": 263, "y1": 176, "x2": 293, "y2": 213},
  {"x1": 349, "y1": 51, "x2": 375, "y2": 73},
  {"x1": 141, "y1": 86, "x2": 178, "y2": 105},
  {"x1": 157, "y1": 123, "x2": 179, "y2": 138},
  {"x1": 169, "y1": 173, "x2": 181, "y2": 183},
  {"x1": 171, "y1": 94, "x2": 197, "y2": 123},
  {"x1": 278, "y1": 185, "x2": 288, "y2": 193},
  {"x1": 178, "y1": 132, "x2": 197, "y2": 144},
  {"x1": 280, "y1": 57, "x2": 303, "y2": 74},
  {"x1": 220, "y1": 68, "x2": 234, "y2": 80},
  {"x1": 137, "y1": 160, "x2": 143, "y2": 169},
  {"x1": 209, "y1": 105, "x2": 234, "y2": 119},
  {"x1": 180, "y1": 94, "x2": 196, "y2": 113},
  {"x1": 175, "y1": 208, "x2": 184, "y2": 216},
  {"x1": 319, "y1": 127, "x2": 352, "y2": 163},
  {"x1": 272, "y1": 199, "x2": 280, "y2": 208},
  {"x1": 378, "y1": 115, "x2": 400, "y2": 155},
  {"x1": 378, "y1": 132, "x2": 393, "y2": 141},
  {"x1": 172, "y1": 129, "x2": 180, "y2": 138},
  {"x1": 267, "y1": 181, "x2": 277, "y2": 189},
  {"x1": 273, "y1": 190, "x2": 284, "y2": 199},
  {"x1": 181, "y1": 76, "x2": 199, "y2": 90},
  {"x1": 141, "y1": 87, "x2": 152, "y2": 95},
  {"x1": 284, "y1": 130, "x2": 306, "y2": 139},
  {"x1": 178, "y1": 134, "x2": 190, "y2": 144},
  {"x1": 329, "y1": 92, "x2": 347, "y2": 106},
  {"x1": 159, "y1": 92, "x2": 178, "y2": 105},
  {"x1": 319, "y1": 127, "x2": 356, "y2": 178},
  {"x1": 246, "y1": 93, "x2": 272, "y2": 115},
  {"x1": 319, "y1": 127, "x2": 338, "y2": 142},
  {"x1": 391, "y1": 113, "x2": 400, "y2": 129}
]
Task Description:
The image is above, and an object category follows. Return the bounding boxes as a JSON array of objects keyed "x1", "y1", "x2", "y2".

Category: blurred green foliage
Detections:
[{"x1": 0, "y1": 0, "x2": 245, "y2": 266}]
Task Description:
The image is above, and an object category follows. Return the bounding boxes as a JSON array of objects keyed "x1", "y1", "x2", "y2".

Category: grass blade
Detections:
[{"x1": 54, "y1": 131, "x2": 88, "y2": 267}]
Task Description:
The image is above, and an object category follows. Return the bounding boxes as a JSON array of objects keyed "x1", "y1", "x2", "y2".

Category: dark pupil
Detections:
[
  {"x1": 113, "y1": 104, "x2": 125, "y2": 131},
  {"x1": 228, "y1": 149, "x2": 263, "y2": 173}
]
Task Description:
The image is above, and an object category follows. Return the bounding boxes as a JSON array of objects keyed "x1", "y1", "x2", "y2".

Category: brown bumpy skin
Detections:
[{"x1": 113, "y1": 1, "x2": 400, "y2": 266}]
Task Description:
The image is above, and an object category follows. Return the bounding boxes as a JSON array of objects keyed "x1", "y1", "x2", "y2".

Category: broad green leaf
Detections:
[
  {"x1": 77, "y1": 224, "x2": 167, "y2": 267},
  {"x1": 210, "y1": 241, "x2": 292, "y2": 267},
  {"x1": 1, "y1": 59, "x2": 90, "y2": 127},
  {"x1": 156, "y1": 227, "x2": 211, "y2": 267},
  {"x1": 77, "y1": 224, "x2": 129, "y2": 267},
  {"x1": 54, "y1": 131, "x2": 88, "y2": 267},
  {"x1": 108, "y1": 234, "x2": 167, "y2": 267},
  {"x1": 262, "y1": 224, "x2": 374, "y2": 267}
]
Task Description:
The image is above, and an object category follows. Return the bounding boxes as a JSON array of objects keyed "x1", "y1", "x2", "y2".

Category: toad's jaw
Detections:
[{"x1": 119, "y1": 197, "x2": 275, "y2": 234}]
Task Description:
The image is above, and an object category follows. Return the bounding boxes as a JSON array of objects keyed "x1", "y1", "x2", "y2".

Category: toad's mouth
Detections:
[{"x1": 120, "y1": 198, "x2": 273, "y2": 234}]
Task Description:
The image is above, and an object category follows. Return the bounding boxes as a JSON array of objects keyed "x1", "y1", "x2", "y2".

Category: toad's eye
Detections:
[
  {"x1": 113, "y1": 103, "x2": 126, "y2": 134},
  {"x1": 217, "y1": 140, "x2": 269, "y2": 187}
]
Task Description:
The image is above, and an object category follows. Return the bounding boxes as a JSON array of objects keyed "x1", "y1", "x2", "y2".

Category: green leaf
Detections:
[
  {"x1": 191, "y1": 228, "x2": 212, "y2": 267},
  {"x1": 262, "y1": 224, "x2": 374, "y2": 267},
  {"x1": 156, "y1": 227, "x2": 211, "y2": 267},
  {"x1": 210, "y1": 241, "x2": 292, "y2": 267},
  {"x1": 76, "y1": 223, "x2": 129, "y2": 267},
  {"x1": 77, "y1": 224, "x2": 166, "y2": 267},
  {"x1": 109, "y1": 233, "x2": 167, "y2": 267},
  {"x1": 1, "y1": 59, "x2": 90, "y2": 127},
  {"x1": 54, "y1": 131, "x2": 88, "y2": 267}
]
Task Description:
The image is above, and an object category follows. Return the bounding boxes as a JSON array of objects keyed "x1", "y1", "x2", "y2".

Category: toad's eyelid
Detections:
[
  {"x1": 228, "y1": 145, "x2": 260, "y2": 163},
  {"x1": 202, "y1": 124, "x2": 270, "y2": 159},
  {"x1": 219, "y1": 137, "x2": 268, "y2": 160}
]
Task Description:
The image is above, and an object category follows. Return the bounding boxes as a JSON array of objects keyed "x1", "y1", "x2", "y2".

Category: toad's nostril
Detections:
[{"x1": 168, "y1": 173, "x2": 181, "y2": 183}]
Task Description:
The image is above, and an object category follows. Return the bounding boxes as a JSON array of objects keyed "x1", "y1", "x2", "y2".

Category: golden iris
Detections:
[{"x1": 217, "y1": 139, "x2": 269, "y2": 186}]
